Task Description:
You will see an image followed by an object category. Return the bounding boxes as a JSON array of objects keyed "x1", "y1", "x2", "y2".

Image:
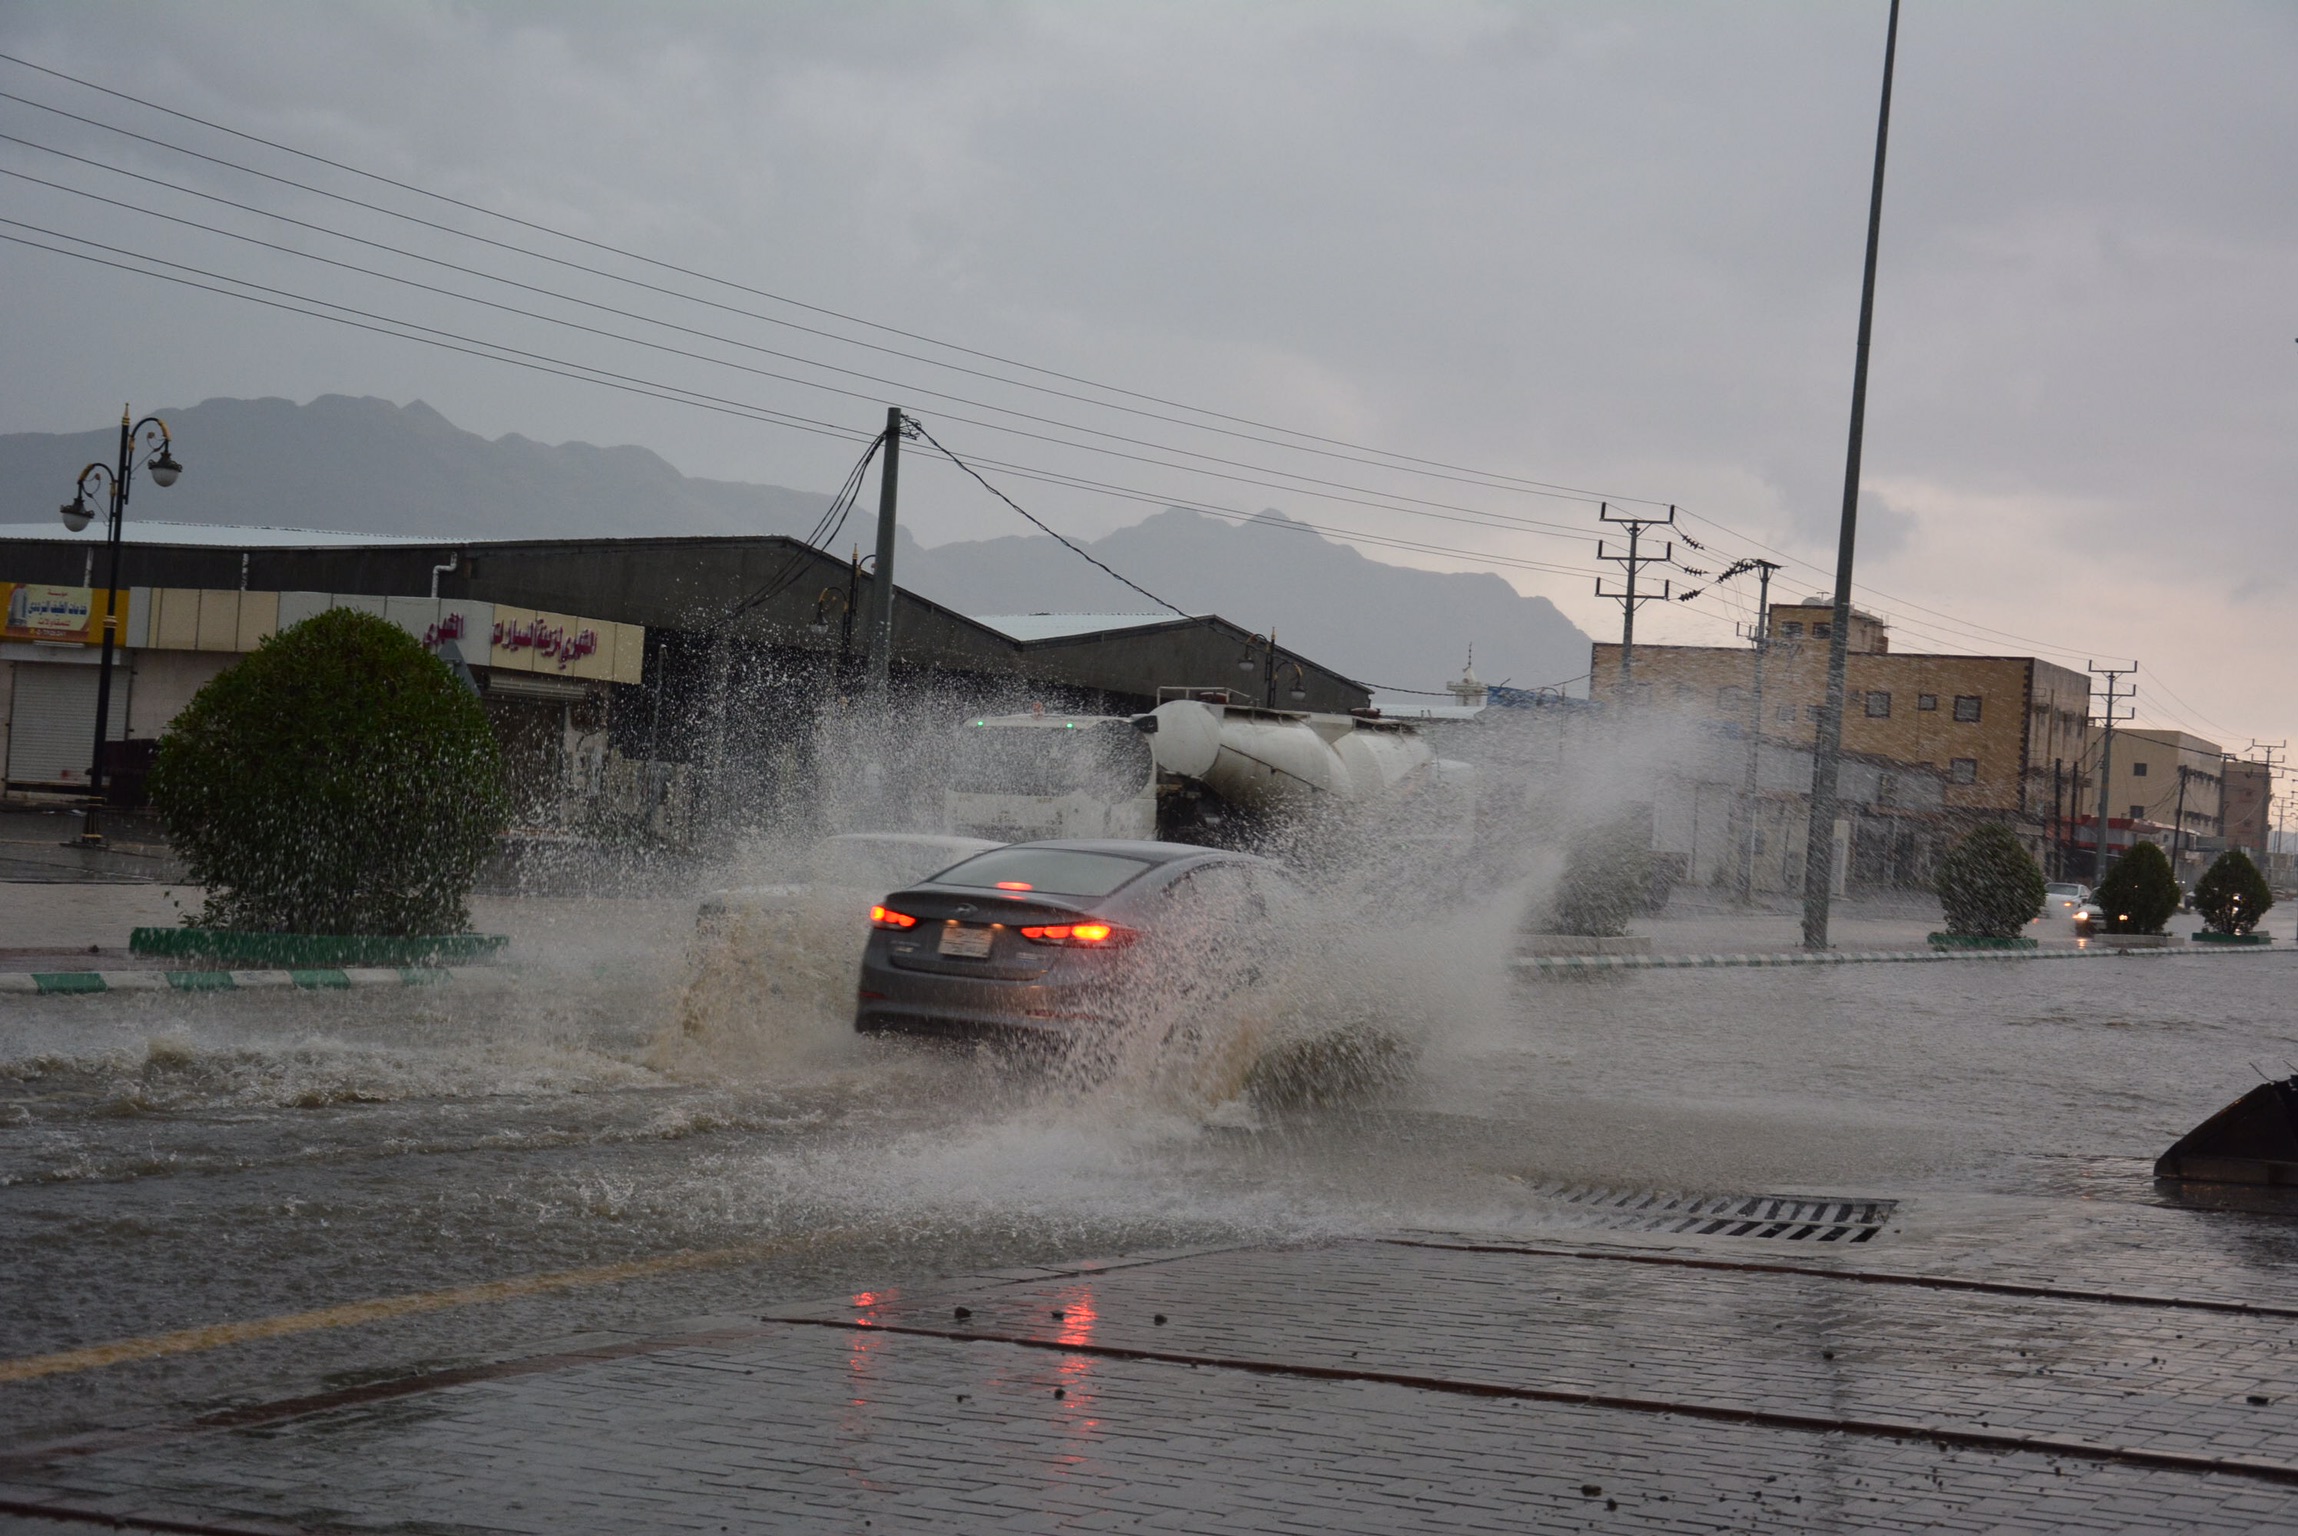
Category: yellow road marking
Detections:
[{"x1": 0, "y1": 1236, "x2": 827, "y2": 1385}]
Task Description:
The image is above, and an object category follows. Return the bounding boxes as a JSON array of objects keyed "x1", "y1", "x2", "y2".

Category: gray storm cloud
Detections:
[{"x1": 0, "y1": 0, "x2": 2291, "y2": 746}]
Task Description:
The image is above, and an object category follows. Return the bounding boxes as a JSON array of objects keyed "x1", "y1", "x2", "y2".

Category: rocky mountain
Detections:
[
  {"x1": 0, "y1": 395, "x2": 1590, "y2": 695},
  {"x1": 901, "y1": 508, "x2": 1591, "y2": 698},
  {"x1": 0, "y1": 395, "x2": 837, "y2": 540}
]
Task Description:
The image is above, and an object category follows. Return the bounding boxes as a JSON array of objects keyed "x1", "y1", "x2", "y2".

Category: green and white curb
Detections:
[
  {"x1": 0, "y1": 967, "x2": 511, "y2": 996},
  {"x1": 1513, "y1": 944, "x2": 2282, "y2": 973}
]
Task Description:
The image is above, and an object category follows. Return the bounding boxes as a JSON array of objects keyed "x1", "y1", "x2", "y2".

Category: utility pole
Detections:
[
  {"x1": 1801, "y1": 0, "x2": 1902, "y2": 951},
  {"x1": 1739, "y1": 559, "x2": 1781, "y2": 901},
  {"x1": 2059, "y1": 763, "x2": 2077, "y2": 882},
  {"x1": 2088, "y1": 662, "x2": 2136, "y2": 883},
  {"x1": 1593, "y1": 502, "x2": 1675, "y2": 693},
  {"x1": 2248, "y1": 740, "x2": 2286, "y2": 862},
  {"x1": 863, "y1": 407, "x2": 904, "y2": 702},
  {"x1": 2170, "y1": 764, "x2": 2191, "y2": 879},
  {"x1": 2250, "y1": 740, "x2": 2287, "y2": 885}
]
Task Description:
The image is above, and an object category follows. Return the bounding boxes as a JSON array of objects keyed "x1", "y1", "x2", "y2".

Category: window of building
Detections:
[
  {"x1": 1780, "y1": 621, "x2": 1803, "y2": 638},
  {"x1": 1876, "y1": 773, "x2": 1897, "y2": 807},
  {"x1": 1953, "y1": 695, "x2": 1982, "y2": 723},
  {"x1": 1805, "y1": 704, "x2": 1824, "y2": 723},
  {"x1": 2130, "y1": 804, "x2": 2146, "y2": 822},
  {"x1": 1864, "y1": 691, "x2": 1891, "y2": 718},
  {"x1": 1718, "y1": 685, "x2": 1747, "y2": 711},
  {"x1": 1917, "y1": 694, "x2": 1938, "y2": 711},
  {"x1": 1950, "y1": 758, "x2": 1978, "y2": 784},
  {"x1": 2130, "y1": 761, "x2": 2148, "y2": 777},
  {"x1": 1813, "y1": 623, "x2": 1832, "y2": 639},
  {"x1": 1778, "y1": 702, "x2": 1797, "y2": 723}
]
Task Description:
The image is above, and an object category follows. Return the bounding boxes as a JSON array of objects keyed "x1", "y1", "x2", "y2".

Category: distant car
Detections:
[
  {"x1": 2049, "y1": 882, "x2": 2104, "y2": 928},
  {"x1": 2071, "y1": 899, "x2": 2106, "y2": 936},
  {"x1": 855, "y1": 838, "x2": 1296, "y2": 1042}
]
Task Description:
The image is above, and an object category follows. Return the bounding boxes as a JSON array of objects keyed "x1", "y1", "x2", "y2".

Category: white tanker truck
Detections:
[{"x1": 944, "y1": 695, "x2": 1477, "y2": 863}]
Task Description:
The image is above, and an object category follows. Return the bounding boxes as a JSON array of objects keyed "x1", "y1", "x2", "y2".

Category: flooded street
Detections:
[{"x1": 8, "y1": 892, "x2": 2296, "y2": 1451}]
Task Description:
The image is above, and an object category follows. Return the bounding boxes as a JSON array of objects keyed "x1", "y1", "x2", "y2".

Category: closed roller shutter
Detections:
[{"x1": 6, "y1": 663, "x2": 127, "y2": 787}]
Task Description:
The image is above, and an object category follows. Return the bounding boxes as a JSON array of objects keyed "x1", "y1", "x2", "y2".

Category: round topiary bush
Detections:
[
  {"x1": 1543, "y1": 816, "x2": 1653, "y2": 937},
  {"x1": 1934, "y1": 822, "x2": 2045, "y2": 938},
  {"x1": 2093, "y1": 839, "x2": 2181, "y2": 936},
  {"x1": 149, "y1": 608, "x2": 509, "y2": 936},
  {"x1": 2194, "y1": 848, "x2": 2273, "y2": 936}
]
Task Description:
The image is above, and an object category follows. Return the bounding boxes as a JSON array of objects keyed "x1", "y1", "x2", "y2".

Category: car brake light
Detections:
[
  {"x1": 1019, "y1": 921, "x2": 1132, "y2": 946},
  {"x1": 870, "y1": 905, "x2": 918, "y2": 929},
  {"x1": 995, "y1": 881, "x2": 1034, "y2": 891}
]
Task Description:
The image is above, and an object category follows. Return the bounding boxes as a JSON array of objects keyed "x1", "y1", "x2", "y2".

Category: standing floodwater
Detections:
[{"x1": 9, "y1": 875, "x2": 2297, "y2": 1448}]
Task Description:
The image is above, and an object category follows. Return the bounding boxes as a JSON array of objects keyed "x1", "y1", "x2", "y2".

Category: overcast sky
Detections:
[{"x1": 2, "y1": 2, "x2": 2293, "y2": 754}]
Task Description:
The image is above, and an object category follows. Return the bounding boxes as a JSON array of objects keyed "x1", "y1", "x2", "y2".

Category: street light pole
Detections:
[
  {"x1": 1801, "y1": 0, "x2": 1902, "y2": 951},
  {"x1": 59, "y1": 406, "x2": 181, "y2": 847}
]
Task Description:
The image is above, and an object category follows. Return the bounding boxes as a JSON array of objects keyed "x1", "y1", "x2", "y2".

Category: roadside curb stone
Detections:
[
  {"x1": 0, "y1": 965, "x2": 506, "y2": 996},
  {"x1": 1512, "y1": 943, "x2": 2291, "y2": 973}
]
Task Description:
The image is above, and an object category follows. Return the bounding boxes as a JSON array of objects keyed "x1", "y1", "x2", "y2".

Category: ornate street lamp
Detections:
[
  {"x1": 1236, "y1": 630, "x2": 1307, "y2": 707},
  {"x1": 59, "y1": 407, "x2": 182, "y2": 846}
]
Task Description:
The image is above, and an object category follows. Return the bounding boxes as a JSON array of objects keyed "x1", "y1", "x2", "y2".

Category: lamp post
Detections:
[
  {"x1": 1237, "y1": 630, "x2": 1307, "y2": 708},
  {"x1": 59, "y1": 406, "x2": 182, "y2": 847}
]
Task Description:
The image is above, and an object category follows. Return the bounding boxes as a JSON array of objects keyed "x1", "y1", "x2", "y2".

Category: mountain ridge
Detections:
[{"x1": 0, "y1": 394, "x2": 1591, "y2": 695}]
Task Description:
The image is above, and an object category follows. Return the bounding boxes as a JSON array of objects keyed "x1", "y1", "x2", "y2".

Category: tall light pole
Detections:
[
  {"x1": 58, "y1": 406, "x2": 182, "y2": 847},
  {"x1": 1802, "y1": 0, "x2": 1901, "y2": 949}
]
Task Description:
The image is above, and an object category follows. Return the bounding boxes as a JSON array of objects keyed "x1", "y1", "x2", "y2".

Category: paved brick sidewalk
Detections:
[{"x1": 8, "y1": 1216, "x2": 2298, "y2": 1534}]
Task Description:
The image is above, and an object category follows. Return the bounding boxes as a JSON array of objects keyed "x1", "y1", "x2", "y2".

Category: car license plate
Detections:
[{"x1": 938, "y1": 924, "x2": 993, "y2": 959}]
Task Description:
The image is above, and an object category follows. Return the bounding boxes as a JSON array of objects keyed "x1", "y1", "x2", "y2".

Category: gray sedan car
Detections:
[{"x1": 854, "y1": 839, "x2": 1292, "y2": 1042}]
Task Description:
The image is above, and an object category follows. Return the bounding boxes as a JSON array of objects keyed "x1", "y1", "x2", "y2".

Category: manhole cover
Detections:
[{"x1": 1526, "y1": 1184, "x2": 1896, "y2": 1242}]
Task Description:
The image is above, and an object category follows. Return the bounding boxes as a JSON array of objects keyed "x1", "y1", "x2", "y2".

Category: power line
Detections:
[
  {"x1": 904, "y1": 419, "x2": 1188, "y2": 620},
  {"x1": 0, "y1": 142, "x2": 1619, "y2": 551},
  {"x1": 0, "y1": 57, "x2": 2256, "y2": 731},
  {"x1": 0, "y1": 227, "x2": 876, "y2": 445},
  {"x1": 0, "y1": 64, "x2": 1667, "y2": 510},
  {"x1": 0, "y1": 223, "x2": 1615, "y2": 594}
]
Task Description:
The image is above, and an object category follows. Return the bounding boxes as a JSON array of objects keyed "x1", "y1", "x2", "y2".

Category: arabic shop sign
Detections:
[
  {"x1": 1, "y1": 583, "x2": 113, "y2": 644},
  {"x1": 492, "y1": 612, "x2": 601, "y2": 672}
]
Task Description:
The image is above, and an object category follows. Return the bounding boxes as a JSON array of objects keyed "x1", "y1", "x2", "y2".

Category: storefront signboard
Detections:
[{"x1": 1, "y1": 583, "x2": 119, "y2": 644}]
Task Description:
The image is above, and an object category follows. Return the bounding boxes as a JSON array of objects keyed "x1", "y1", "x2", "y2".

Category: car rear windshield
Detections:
[{"x1": 931, "y1": 847, "x2": 1153, "y2": 898}]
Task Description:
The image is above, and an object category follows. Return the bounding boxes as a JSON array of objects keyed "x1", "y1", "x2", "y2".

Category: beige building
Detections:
[
  {"x1": 2095, "y1": 727, "x2": 2223, "y2": 861},
  {"x1": 2224, "y1": 757, "x2": 2273, "y2": 859},
  {"x1": 1590, "y1": 602, "x2": 2093, "y2": 822}
]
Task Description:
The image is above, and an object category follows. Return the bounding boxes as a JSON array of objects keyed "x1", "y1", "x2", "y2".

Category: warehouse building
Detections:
[{"x1": 0, "y1": 524, "x2": 1369, "y2": 842}]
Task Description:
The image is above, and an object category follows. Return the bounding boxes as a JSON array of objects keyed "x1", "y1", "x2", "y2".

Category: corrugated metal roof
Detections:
[
  {"x1": 0, "y1": 521, "x2": 453, "y2": 548},
  {"x1": 968, "y1": 613, "x2": 1196, "y2": 642}
]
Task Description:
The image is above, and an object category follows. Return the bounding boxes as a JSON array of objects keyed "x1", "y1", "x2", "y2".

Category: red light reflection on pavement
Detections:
[
  {"x1": 1054, "y1": 1292, "x2": 1097, "y2": 1349},
  {"x1": 1051, "y1": 1288, "x2": 1104, "y2": 1444},
  {"x1": 839, "y1": 1325, "x2": 894, "y2": 1494}
]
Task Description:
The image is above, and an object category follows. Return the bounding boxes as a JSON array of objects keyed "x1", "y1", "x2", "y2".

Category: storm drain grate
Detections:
[{"x1": 1527, "y1": 1184, "x2": 1897, "y2": 1243}]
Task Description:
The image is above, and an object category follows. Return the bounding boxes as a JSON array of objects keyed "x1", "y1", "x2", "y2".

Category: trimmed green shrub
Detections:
[
  {"x1": 1935, "y1": 823, "x2": 2046, "y2": 938},
  {"x1": 1544, "y1": 816, "x2": 1653, "y2": 937},
  {"x1": 2194, "y1": 848, "x2": 2273, "y2": 936},
  {"x1": 2093, "y1": 839, "x2": 2181, "y2": 936},
  {"x1": 149, "y1": 608, "x2": 509, "y2": 935}
]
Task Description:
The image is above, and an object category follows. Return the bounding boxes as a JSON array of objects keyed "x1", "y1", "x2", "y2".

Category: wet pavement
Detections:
[
  {"x1": 10, "y1": 1200, "x2": 2298, "y2": 1532},
  {"x1": 6, "y1": 872, "x2": 2298, "y2": 1531}
]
